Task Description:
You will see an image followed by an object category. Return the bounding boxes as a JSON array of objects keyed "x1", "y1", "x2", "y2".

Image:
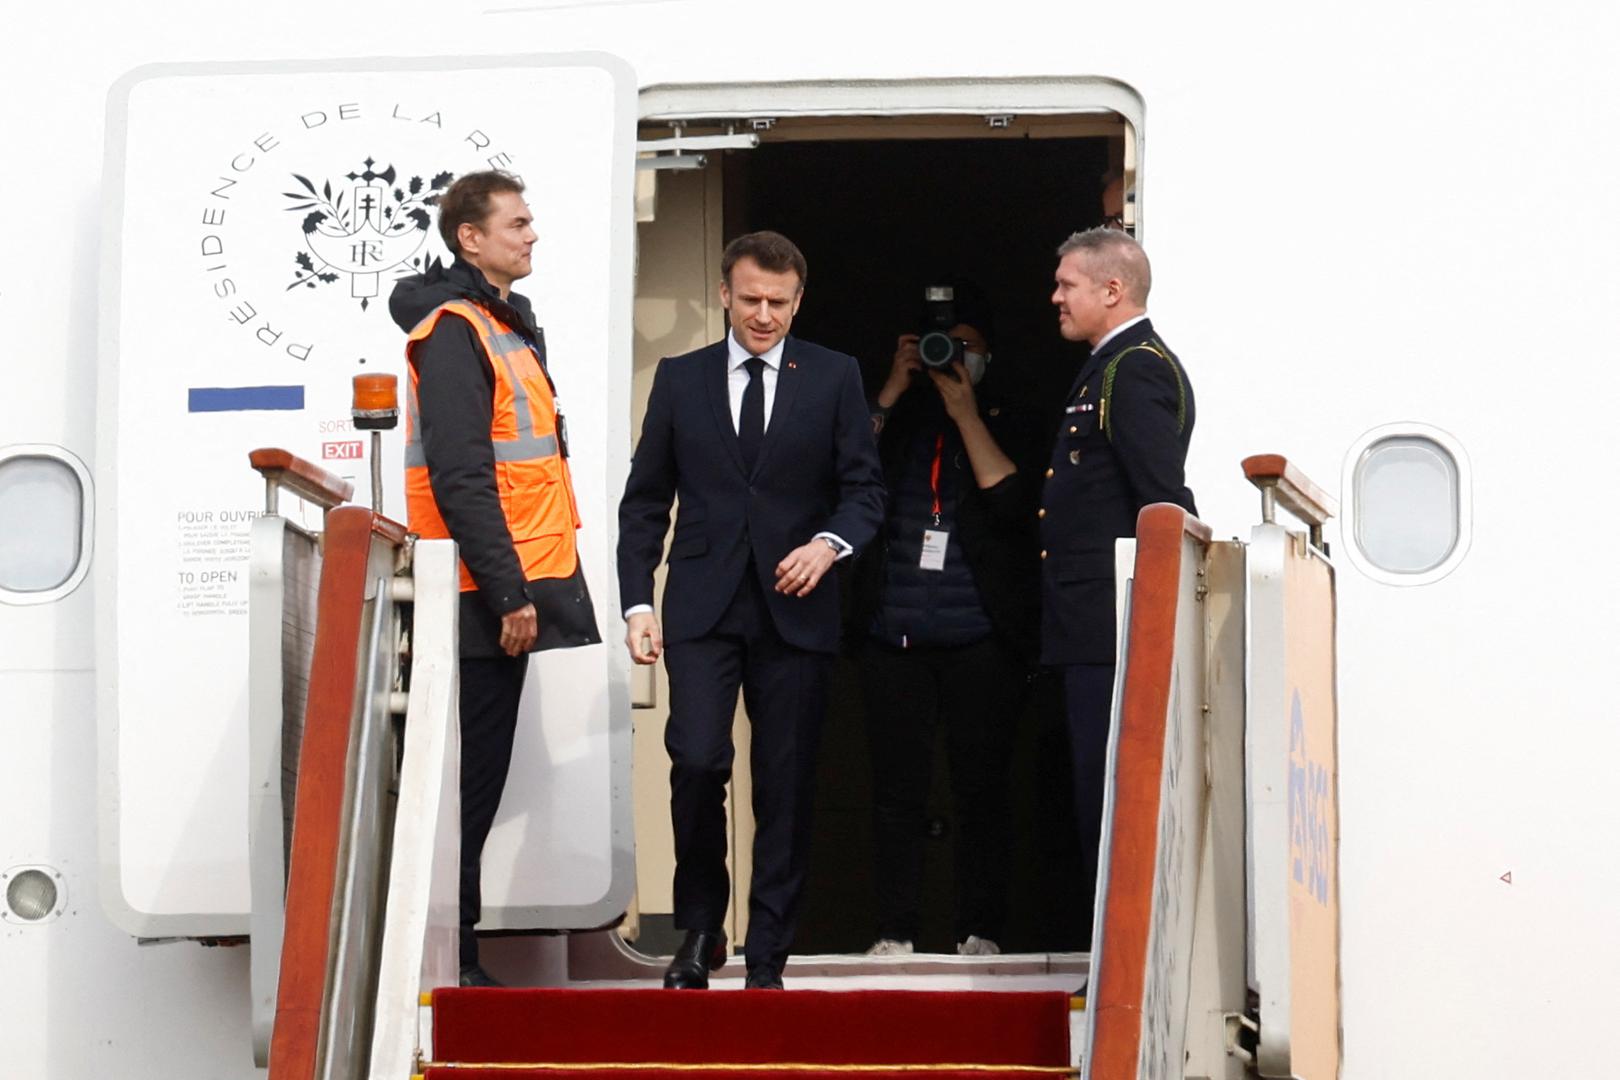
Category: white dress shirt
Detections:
[
  {"x1": 1091, "y1": 312, "x2": 1150, "y2": 355},
  {"x1": 622, "y1": 330, "x2": 849, "y2": 619},
  {"x1": 727, "y1": 331, "x2": 785, "y2": 430}
]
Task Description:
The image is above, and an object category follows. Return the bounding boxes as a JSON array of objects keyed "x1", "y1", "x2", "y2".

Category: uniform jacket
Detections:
[
  {"x1": 617, "y1": 335, "x2": 886, "y2": 654},
  {"x1": 846, "y1": 381, "x2": 1043, "y2": 664},
  {"x1": 1039, "y1": 318, "x2": 1196, "y2": 666},
  {"x1": 390, "y1": 258, "x2": 601, "y2": 658}
]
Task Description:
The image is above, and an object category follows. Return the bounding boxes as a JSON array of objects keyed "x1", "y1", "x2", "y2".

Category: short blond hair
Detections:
[{"x1": 1057, "y1": 227, "x2": 1151, "y2": 305}]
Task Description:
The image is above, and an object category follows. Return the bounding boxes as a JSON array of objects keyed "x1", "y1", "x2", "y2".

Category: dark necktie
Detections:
[{"x1": 738, "y1": 356, "x2": 765, "y2": 471}]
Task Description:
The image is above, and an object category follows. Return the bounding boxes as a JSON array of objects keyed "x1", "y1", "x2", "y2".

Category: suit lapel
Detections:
[
  {"x1": 752, "y1": 336, "x2": 804, "y2": 478},
  {"x1": 705, "y1": 341, "x2": 748, "y2": 476}
]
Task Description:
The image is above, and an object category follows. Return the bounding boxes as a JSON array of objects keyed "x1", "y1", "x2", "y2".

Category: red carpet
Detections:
[
  {"x1": 426, "y1": 1071, "x2": 1066, "y2": 1079},
  {"x1": 426, "y1": 989, "x2": 1071, "y2": 1078}
]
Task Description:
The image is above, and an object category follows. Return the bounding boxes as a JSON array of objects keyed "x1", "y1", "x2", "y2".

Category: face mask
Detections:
[{"x1": 963, "y1": 350, "x2": 991, "y2": 385}]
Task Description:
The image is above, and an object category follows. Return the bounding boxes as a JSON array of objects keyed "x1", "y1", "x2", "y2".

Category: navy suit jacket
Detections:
[{"x1": 617, "y1": 336, "x2": 886, "y2": 653}]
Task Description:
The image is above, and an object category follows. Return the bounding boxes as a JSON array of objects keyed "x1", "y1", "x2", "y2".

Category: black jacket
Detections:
[
  {"x1": 1039, "y1": 318, "x2": 1196, "y2": 666},
  {"x1": 617, "y1": 336, "x2": 886, "y2": 654},
  {"x1": 389, "y1": 258, "x2": 600, "y2": 658},
  {"x1": 846, "y1": 381, "x2": 1043, "y2": 664}
]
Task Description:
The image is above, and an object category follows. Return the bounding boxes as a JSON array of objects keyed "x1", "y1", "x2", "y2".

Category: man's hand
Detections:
[
  {"x1": 775, "y1": 539, "x2": 839, "y2": 597},
  {"x1": 626, "y1": 611, "x2": 664, "y2": 665},
  {"x1": 500, "y1": 602, "x2": 539, "y2": 657},
  {"x1": 876, "y1": 334, "x2": 923, "y2": 409},
  {"x1": 928, "y1": 360, "x2": 979, "y2": 425}
]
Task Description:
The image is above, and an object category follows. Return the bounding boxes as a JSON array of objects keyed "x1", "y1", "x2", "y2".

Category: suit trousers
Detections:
[
  {"x1": 458, "y1": 652, "x2": 530, "y2": 967},
  {"x1": 1062, "y1": 661, "x2": 1116, "y2": 949},
  {"x1": 663, "y1": 564, "x2": 831, "y2": 972},
  {"x1": 859, "y1": 637, "x2": 1022, "y2": 946}
]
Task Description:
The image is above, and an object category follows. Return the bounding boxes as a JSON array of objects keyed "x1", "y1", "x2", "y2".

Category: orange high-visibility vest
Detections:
[{"x1": 403, "y1": 299, "x2": 581, "y2": 593}]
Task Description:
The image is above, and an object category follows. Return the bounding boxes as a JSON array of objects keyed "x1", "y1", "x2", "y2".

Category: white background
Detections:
[{"x1": 1, "y1": 2, "x2": 1617, "y2": 1077}]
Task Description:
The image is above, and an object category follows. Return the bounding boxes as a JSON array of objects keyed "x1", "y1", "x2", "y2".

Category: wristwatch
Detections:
[{"x1": 820, "y1": 536, "x2": 842, "y2": 554}]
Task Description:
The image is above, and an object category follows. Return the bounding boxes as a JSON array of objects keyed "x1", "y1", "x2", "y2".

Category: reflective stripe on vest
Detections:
[
  {"x1": 403, "y1": 299, "x2": 580, "y2": 591},
  {"x1": 403, "y1": 302, "x2": 559, "y2": 467}
]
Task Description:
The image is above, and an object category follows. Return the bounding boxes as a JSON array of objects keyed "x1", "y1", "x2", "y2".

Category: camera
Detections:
[{"x1": 917, "y1": 285, "x2": 966, "y2": 371}]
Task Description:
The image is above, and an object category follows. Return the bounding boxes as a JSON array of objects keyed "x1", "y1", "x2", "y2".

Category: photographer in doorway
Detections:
[{"x1": 847, "y1": 281, "x2": 1042, "y2": 957}]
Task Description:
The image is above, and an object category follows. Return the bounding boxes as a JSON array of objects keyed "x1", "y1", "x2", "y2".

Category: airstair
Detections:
[{"x1": 246, "y1": 444, "x2": 1342, "y2": 1080}]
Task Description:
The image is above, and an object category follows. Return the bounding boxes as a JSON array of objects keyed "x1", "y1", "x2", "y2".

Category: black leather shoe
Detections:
[
  {"x1": 459, "y1": 963, "x2": 504, "y2": 988},
  {"x1": 663, "y1": 929, "x2": 728, "y2": 989},
  {"x1": 744, "y1": 964, "x2": 784, "y2": 990}
]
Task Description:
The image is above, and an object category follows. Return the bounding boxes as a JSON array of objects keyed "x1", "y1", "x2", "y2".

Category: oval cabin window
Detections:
[
  {"x1": 0, "y1": 448, "x2": 92, "y2": 602},
  {"x1": 1345, "y1": 426, "x2": 1470, "y2": 585}
]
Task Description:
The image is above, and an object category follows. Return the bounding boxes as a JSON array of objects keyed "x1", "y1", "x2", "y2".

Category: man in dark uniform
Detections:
[{"x1": 1041, "y1": 226, "x2": 1196, "y2": 945}]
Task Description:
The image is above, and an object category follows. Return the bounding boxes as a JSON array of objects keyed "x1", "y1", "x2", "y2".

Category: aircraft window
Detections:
[
  {"x1": 1346, "y1": 427, "x2": 1469, "y2": 584},
  {"x1": 0, "y1": 447, "x2": 92, "y2": 603}
]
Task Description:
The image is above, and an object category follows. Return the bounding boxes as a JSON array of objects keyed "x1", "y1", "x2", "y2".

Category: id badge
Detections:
[{"x1": 920, "y1": 529, "x2": 949, "y2": 571}]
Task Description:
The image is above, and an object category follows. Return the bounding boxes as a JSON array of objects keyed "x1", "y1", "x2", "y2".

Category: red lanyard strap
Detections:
[{"x1": 929, "y1": 432, "x2": 945, "y2": 523}]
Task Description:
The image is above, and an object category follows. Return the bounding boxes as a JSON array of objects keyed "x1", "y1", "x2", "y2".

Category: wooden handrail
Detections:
[
  {"x1": 268, "y1": 508, "x2": 374, "y2": 1080},
  {"x1": 268, "y1": 506, "x2": 407, "y2": 1080},
  {"x1": 250, "y1": 448, "x2": 354, "y2": 513},
  {"x1": 1177, "y1": 508, "x2": 1215, "y2": 546},
  {"x1": 1242, "y1": 454, "x2": 1338, "y2": 528},
  {"x1": 1088, "y1": 503, "x2": 1210, "y2": 1078}
]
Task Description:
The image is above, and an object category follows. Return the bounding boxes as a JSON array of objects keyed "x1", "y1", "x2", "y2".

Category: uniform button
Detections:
[
  {"x1": 1044, "y1": 467, "x2": 1054, "y2": 478},
  {"x1": 1038, "y1": 508, "x2": 1046, "y2": 518},
  {"x1": 1069, "y1": 425, "x2": 1078, "y2": 434},
  {"x1": 1040, "y1": 549, "x2": 1048, "y2": 559},
  {"x1": 1069, "y1": 449, "x2": 1082, "y2": 465}
]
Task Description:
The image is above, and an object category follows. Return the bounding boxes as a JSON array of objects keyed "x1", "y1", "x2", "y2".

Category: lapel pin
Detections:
[{"x1": 787, "y1": 361, "x2": 797, "y2": 369}]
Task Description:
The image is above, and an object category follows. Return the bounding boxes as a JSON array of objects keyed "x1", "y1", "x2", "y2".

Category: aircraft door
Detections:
[{"x1": 98, "y1": 54, "x2": 638, "y2": 937}]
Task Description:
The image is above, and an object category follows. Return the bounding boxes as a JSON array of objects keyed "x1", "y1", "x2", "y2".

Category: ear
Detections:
[
  {"x1": 790, "y1": 289, "x2": 804, "y2": 317},
  {"x1": 718, "y1": 278, "x2": 732, "y2": 310},
  {"x1": 457, "y1": 221, "x2": 480, "y2": 256},
  {"x1": 1103, "y1": 276, "x2": 1126, "y2": 307}
]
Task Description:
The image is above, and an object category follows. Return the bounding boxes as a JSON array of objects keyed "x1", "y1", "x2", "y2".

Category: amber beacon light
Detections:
[{"x1": 351, "y1": 373, "x2": 400, "y2": 514}]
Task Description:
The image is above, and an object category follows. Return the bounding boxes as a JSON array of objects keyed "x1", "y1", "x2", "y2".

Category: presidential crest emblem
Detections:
[{"x1": 283, "y1": 157, "x2": 454, "y2": 309}]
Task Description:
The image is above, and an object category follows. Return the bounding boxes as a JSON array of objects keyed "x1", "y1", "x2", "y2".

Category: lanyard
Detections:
[{"x1": 928, "y1": 432, "x2": 945, "y2": 526}]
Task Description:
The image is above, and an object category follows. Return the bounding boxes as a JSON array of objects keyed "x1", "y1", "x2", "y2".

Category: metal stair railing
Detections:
[
  {"x1": 259, "y1": 498, "x2": 461, "y2": 1080},
  {"x1": 247, "y1": 449, "x2": 354, "y2": 1066}
]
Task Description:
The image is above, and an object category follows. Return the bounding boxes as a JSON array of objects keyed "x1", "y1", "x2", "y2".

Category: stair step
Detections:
[{"x1": 431, "y1": 988, "x2": 1070, "y2": 1068}]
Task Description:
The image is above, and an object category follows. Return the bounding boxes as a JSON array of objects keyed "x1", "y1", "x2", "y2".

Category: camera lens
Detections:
[{"x1": 918, "y1": 331, "x2": 960, "y2": 369}]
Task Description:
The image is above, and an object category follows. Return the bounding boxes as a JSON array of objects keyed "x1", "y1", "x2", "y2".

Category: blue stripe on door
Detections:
[{"x1": 187, "y1": 385, "x2": 306, "y2": 413}]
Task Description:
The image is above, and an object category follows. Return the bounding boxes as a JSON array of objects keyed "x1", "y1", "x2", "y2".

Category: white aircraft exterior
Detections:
[{"x1": 3, "y1": 2, "x2": 1617, "y2": 1077}]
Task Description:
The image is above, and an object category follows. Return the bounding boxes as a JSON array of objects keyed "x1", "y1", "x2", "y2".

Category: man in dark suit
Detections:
[
  {"x1": 617, "y1": 231, "x2": 885, "y2": 990},
  {"x1": 1041, "y1": 227, "x2": 1196, "y2": 946}
]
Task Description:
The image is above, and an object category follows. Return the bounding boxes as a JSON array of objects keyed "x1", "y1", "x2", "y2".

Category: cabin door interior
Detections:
[{"x1": 629, "y1": 112, "x2": 1124, "y2": 957}]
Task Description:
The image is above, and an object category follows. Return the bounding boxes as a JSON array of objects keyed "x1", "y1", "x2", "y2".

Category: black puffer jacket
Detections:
[
  {"x1": 846, "y1": 379, "x2": 1043, "y2": 665},
  {"x1": 390, "y1": 258, "x2": 600, "y2": 658}
]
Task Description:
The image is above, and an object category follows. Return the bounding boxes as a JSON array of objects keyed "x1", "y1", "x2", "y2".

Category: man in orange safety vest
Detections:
[{"x1": 389, "y1": 170, "x2": 600, "y2": 988}]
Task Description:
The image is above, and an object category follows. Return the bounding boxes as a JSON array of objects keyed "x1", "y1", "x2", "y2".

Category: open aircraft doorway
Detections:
[{"x1": 626, "y1": 85, "x2": 1137, "y2": 972}]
